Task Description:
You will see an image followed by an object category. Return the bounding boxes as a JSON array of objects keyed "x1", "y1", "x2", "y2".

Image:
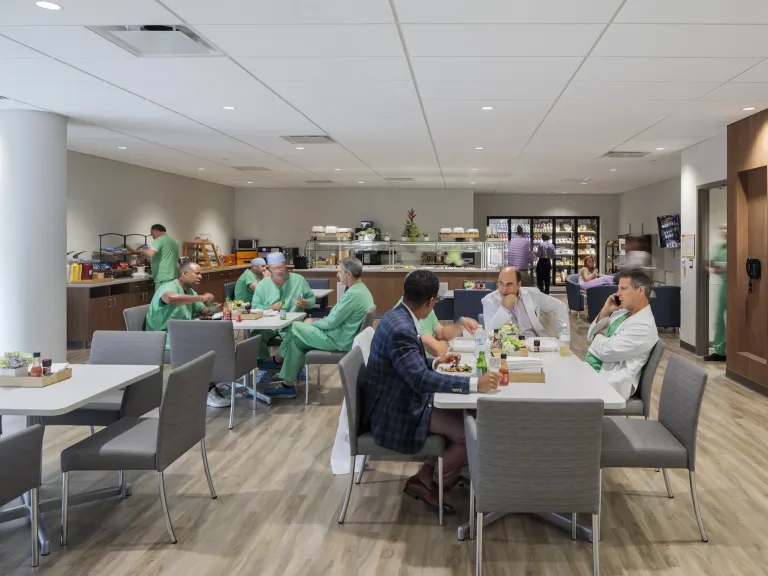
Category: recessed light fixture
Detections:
[
  {"x1": 609, "y1": 168, "x2": 617, "y2": 172},
  {"x1": 117, "y1": 146, "x2": 127, "y2": 150},
  {"x1": 581, "y1": 182, "x2": 588, "y2": 185},
  {"x1": 656, "y1": 147, "x2": 665, "y2": 151},
  {"x1": 358, "y1": 181, "x2": 364, "y2": 184},
  {"x1": 334, "y1": 168, "x2": 341, "y2": 171},
  {"x1": 247, "y1": 181, "x2": 254, "y2": 184},
  {"x1": 36, "y1": 1, "x2": 61, "y2": 10},
  {"x1": 470, "y1": 181, "x2": 476, "y2": 184},
  {"x1": 481, "y1": 106, "x2": 494, "y2": 111},
  {"x1": 475, "y1": 147, "x2": 484, "y2": 150},
  {"x1": 296, "y1": 146, "x2": 304, "y2": 150},
  {"x1": 198, "y1": 167, "x2": 205, "y2": 171},
  {"x1": 743, "y1": 106, "x2": 756, "y2": 111},
  {"x1": 472, "y1": 168, "x2": 479, "y2": 171},
  {"x1": 222, "y1": 106, "x2": 236, "y2": 110}
]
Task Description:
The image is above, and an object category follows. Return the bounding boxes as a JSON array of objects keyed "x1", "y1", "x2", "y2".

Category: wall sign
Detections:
[{"x1": 681, "y1": 233, "x2": 695, "y2": 259}]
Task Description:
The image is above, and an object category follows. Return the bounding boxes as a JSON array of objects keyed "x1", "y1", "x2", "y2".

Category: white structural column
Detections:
[{"x1": 0, "y1": 111, "x2": 68, "y2": 361}]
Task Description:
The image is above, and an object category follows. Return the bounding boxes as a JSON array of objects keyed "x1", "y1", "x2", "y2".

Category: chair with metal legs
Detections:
[
  {"x1": 60, "y1": 352, "x2": 217, "y2": 546},
  {"x1": 336, "y1": 347, "x2": 447, "y2": 526},
  {"x1": 465, "y1": 398, "x2": 604, "y2": 576},
  {"x1": 601, "y1": 354, "x2": 709, "y2": 542},
  {"x1": 604, "y1": 340, "x2": 665, "y2": 418},
  {"x1": 0, "y1": 425, "x2": 45, "y2": 567}
]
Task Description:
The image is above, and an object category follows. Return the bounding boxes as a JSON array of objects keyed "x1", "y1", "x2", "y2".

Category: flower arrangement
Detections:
[
  {"x1": 0, "y1": 351, "x2": 33, "y2": 369},
  {"x1": 402, "y1": 208, "x2": 420, "y2": 241}
]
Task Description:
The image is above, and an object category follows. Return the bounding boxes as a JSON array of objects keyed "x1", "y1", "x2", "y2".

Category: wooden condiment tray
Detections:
[{"x1": 0, "y1": 368, "x2": 72, "y2": 388}]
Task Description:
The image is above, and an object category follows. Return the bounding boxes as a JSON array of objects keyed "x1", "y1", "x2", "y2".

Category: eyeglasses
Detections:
[{"x1": 434, "y1": 295, "x2": 444, "y2": 303}]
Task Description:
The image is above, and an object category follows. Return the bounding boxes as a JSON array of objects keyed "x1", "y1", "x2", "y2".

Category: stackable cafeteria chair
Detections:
[{"x1": 604, "y1": 340, "x2": 665, "y2": 419}]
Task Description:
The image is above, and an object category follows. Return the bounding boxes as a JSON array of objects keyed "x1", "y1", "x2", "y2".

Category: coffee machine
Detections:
[{"x1": 284, "y1": 247, "x2": 300, "y2": 265}]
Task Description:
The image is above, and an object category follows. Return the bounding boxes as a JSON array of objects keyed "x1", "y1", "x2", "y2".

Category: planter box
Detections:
[{"x1": 0, "y1": 366, "x2": 27, "y2": 378}]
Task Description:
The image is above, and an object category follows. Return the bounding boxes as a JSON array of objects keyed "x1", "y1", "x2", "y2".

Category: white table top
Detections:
[
  {"x1": 312, "y1": 289, "x2": 333, "y2": 298},
  {"x1": 233, "y1": 311, "x2": 306, "y2": 330},
  {"x1": 0, "y1": 364, "x2": 160, "y2": 416},
  {"x1": 433, "y1": 352, "x2": 626, "y2": 410}
]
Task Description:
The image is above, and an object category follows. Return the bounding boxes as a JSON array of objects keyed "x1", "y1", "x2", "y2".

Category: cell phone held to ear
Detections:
[{"x1": 613, "y1": 295, "x2": 621, "y2": 306}]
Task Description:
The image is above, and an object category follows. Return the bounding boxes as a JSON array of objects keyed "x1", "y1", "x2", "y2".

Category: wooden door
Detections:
[
  {"x1": 89, "y1": 296, "x2": 111, "y2": 336},
  {"x1": 111, "y1": 293, "x2": 131, "y2": 331},
  {"x1": 128, "y1": 293, "x2": 144, "y2": 308}
]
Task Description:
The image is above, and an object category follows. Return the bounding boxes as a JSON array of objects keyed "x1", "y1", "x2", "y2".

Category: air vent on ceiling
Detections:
[
  {"x1": 602, "y1": 151, "x2": 650, "y2": 159},
  {"x1": 385, "y1": 177, "x2": 415, "y2": 182},
  {"x1": 88, "y1": 25, "x2": 220, "y2": 57},
  {"x1": 232, "y1": 166, "x2": 273, "y2": 173},
  {"x1": 304, "y1": 180, "x2": 334, "y2": 185},
  {"x1": 281, "y1": 135, "x2": 336, "y2": 145}
]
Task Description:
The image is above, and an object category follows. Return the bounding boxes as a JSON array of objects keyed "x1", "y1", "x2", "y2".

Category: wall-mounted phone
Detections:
[{"x1": 746, "y1": 257, "x2": 761, "y2": 294}]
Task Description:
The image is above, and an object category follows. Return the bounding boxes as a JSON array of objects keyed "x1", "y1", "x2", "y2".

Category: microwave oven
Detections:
[{"x1": 235, "y1": 238, "x2": 258, "y2": 250}]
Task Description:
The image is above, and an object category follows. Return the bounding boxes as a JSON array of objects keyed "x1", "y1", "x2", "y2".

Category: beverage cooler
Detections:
[{"x1": 487, "y1": 216, "x2": 600, "y2": 287}]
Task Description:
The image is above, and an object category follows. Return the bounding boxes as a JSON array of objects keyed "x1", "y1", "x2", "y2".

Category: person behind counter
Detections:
[
  {"x1": 138, "y1": 224, "x2": 180, "y2": 285},
  {"x1": 234, "y1": 257, "x2": 270, "y2": 302},
  {"x1": 266, "y1": 257, "x2": 374, "y2": 399},
  {"x1": 145, "y1": 262, "x2": 228, "y2": 408}
]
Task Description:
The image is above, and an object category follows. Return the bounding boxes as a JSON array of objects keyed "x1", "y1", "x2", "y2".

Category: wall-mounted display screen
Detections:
[{"x1": 657, "y1": 214, "x2": 681, "y2": 248}]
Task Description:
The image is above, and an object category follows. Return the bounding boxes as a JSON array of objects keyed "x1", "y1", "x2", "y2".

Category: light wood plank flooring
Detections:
[{"x1": 2, "y1": 305, "x2": 768, "y2": 575}]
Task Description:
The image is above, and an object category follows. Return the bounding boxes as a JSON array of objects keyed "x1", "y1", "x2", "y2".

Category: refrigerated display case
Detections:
[
  {"x1": 554, "y1": 218, "x2": 575, "y2": 285},
  {"x1": 576, "y1": 218, "x2": 599, "y2": 270},
  {"x1": 487, "y1": 218, "x2": 509, "y2": 241}
]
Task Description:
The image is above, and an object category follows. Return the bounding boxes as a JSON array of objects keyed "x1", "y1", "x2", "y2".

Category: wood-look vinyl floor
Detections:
[{"x1": 2, "y1": 304, "x2": 768, "y2": 575}]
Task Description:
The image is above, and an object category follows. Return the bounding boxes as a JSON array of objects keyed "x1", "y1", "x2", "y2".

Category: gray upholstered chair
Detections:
[
  {"x1": 224, "y1": 282, "x2": 236, "y2": 301},
  {"x1": 0, "y1": 425, "x2": 44, "y2": 566},
  {"x1": 33, "y1": 331, "x2": 166, "y2": 442},
  {"x1": 604, "y1": 340, "x2": 665, "y2": 418},
  {"x1": 478, "y1": 313, "x2": 484, "y2": 328},
  {"x1": 466, "y1": 398, "x2": 604, "y2": 576},
  {"x1": 336, "y1": 347, "x2": 447, "y2": 525},
  {"x1": 601, "y1": 354, "x2": 709, "y2": 542},
  {"x1": 302, "y1": 308, "x2": 375, "y2": 405},
  {"x1": 168, "y1": 320, "x2": 261, "y2": 429},
  {"x1": 123, "y1": 304, "x2": 149, "y2": 331},
  {"x1": 60, "y1": 351, "x2": 217, "y2": 546}
]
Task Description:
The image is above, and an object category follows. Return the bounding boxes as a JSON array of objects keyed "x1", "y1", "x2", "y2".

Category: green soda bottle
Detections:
[{"x1": 476, "y1": 351, "x2": 488, "y2": 377}]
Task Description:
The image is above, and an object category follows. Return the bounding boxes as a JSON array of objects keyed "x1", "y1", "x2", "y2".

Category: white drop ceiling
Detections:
[{"x1": 0, "y1": 0, "x2": 767, "y2": 194}]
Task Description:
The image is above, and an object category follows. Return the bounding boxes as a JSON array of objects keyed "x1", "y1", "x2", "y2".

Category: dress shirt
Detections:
[
  {"x1": 536, "y1": 241, "x2": 555, "y2": 259},
  {"x1": 507, "y1": 236, "x2": 534, "y2": 270}
]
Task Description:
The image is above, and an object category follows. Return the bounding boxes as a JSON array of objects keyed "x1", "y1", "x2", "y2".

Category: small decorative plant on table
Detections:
[
  {"x1": 0, "y1": 351, "x2": 33, "y2": 377},
  {"x1": 402, "y1": 208, "x2": 420, "y2": 242}
]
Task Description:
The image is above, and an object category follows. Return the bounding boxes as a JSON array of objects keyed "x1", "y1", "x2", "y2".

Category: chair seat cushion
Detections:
[
  {"x1": 357, "y1": 433, "x2": 445, "y2": 459},
  {"x1": 305, "y1": 350, "x2": 346, "y2": 364},
  {"x1": 604, "y1": 397, "x2": 644, "y2": 417},
  {"x1": 61, "y1": 417, "x2": 158, "y2": 473},
  {"x1": 601, "y1": 417, "x2": 687, "y2": 469}
]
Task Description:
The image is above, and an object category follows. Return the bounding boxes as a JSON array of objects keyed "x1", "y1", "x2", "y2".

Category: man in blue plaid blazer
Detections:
[{"x1": 363, "y1": 270, "x2": 500, "y2": 512}]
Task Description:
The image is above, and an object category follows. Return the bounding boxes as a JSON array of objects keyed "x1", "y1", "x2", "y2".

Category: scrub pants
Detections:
[
  {"x1": 252, "y1": 329, "x2": 280, "y2": 360},
  {"x1": 713, "y1": 280, "x2": 727, "y2": 356},
  {"x1": 278, "y1": 322, "x2": 344, "y2": 382}
]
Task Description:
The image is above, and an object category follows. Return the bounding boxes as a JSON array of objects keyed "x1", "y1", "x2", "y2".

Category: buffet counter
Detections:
[{"x1": 294, "y1": 267, "x2": 500, "y2": 311}]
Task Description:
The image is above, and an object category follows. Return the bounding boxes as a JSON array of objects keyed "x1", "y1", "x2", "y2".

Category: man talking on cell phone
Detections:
[{"x1": 584, "y1": 268, "x2": 658, "y2": 400}]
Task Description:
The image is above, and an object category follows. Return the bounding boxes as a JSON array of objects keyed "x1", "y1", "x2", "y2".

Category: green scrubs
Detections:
[
  {"x1": 278, "y1": 282, "x2": 375, "y2": 381},
  {"x1": 150, "y1": 234, "x2": 180, "y2": 285},
  {"x1": 396, "y1": 298, "x2": 439, "y2": 337},
  {"x1": 586, "y1": 314, "x2": 628, "y2": 372},
  {"x1": 713, "y1": 242, "x2": 727, "y2": 356},
  {"x1": 251, "y1": 273, "x2": 316, "y2": 359},
  {"x1": 234, "y1": 268, "x2": 259, "y2": 302},
  {"x1": 146, "y1": 280, "x2": 205, "y2": 350}
]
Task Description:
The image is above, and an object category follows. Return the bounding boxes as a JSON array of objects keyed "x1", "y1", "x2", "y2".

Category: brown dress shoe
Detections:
[{"x1": 403, "y1": 476, "x2": 456, "y2": 515}]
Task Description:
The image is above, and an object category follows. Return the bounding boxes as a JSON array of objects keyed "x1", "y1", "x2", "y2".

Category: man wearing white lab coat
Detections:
[
  {"x1": 481, "y1": 266, "x2": 569, "y2": 337},
  {"x1": 586, "y1": 268, "x2": 659, "y2": 400}
]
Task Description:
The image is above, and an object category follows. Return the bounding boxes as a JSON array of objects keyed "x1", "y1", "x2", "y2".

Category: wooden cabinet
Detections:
[
  {"x1": 111, "y1": 293, "x2": 131, "y2": 331},
  {"x1": 89, "y1": 296, "x2": 112, "y2": 334}
]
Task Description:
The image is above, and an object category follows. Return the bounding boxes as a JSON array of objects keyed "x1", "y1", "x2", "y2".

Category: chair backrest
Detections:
[
  {"x1": 478, "y1": 313, "x2": 484, "y2": 327},
  {"x1": 453, "y1": 289, "x2": 490, "y2": 322},
  {"x1": 0, "y1": 424, "x2": 44, "y2": 506},
  {"x1": 658, "y1": 354, "x2": 708, "y2": 470},
  {"x1": 358, "y1": 308, "x2": 376, "y2": 334},
  {"x1": 586, "y1": 285, "x2": 618, "y2": 323},
  {"x1": 565, "y1": 274, "x2": 584, "y2": 312},
  {"x1": 473, "y1": 398, "x2": 603, "y2": 514},
  {"x1": 636, "y1": 340, "x2": 665, "y2": 417},
  {"x1": 306, "y1": 278, "x2": 330, "y2": 290},
  {"x1": 156, "y1": 351, "x2": 216, "y2": 471},
  {"x1": 123, "y1": 304, "x2": 150, "y2": 331},
  {"x1": 224, "y1": 282, "x2": 236, "y2": 301},
  {"x1": 649, "y1": 285, "x2": 681, "y2": 328},
  {"x1": 168, "y1": 320, "x2": 236, "y2": 383},
  {"x1": 90, "y1": 331, "x2": 166, "y2": 418},
  {"x1": 338, "y1": 347, "x2": 366, "y2": 457}
]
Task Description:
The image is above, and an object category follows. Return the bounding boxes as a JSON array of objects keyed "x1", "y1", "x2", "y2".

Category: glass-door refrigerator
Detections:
[
  {"x1": 532, "y1": 217, "x2": 553, "y2": 286},
  {"x1": 487, "y1": 217, "x2": 509, "y2": 241},
  {"x1": 577, "y1": 218, "x2": 599, "y2": 272},
  {"x1": 554, "y1": 218, "x2": 576, "y2": 285}
]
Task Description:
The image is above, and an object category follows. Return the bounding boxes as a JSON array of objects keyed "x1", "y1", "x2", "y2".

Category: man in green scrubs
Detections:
[
  {"x1": 706, "y1": 223, "x2": 728, "y2": 362},
  {"x1": 394, "y1": 296, "x2": 478, "y2": 357},
  {"x1": 139, "y1": 224, "x2": 180, "y2": 285},
  {"x1": 234, "y1": 257, "x2": 270, "y2": 302},
  {"x1": 267, "y1": 257, "x2": 375, "y2": 399}
]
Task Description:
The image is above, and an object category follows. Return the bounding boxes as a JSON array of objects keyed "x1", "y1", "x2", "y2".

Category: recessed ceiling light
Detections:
[
  {"x1": 358, "y1": 181, "x2": 364, "y2": 184},
  {"x1": 743, "y1": 106, "x2": 756, "y2": 111},
  {"x1": 198, "y1": 167, "x2": 205, "y2": 171},
  {"x1": 36, "y1": 1, "x2": 61, "y2": 10},
  {"x1": 334, "y1": 168, "x2": 341, "y2": 171},
  {"x1": 472, "y1": 168, "x2": 479, "y2": 171},
  {"x1": 481, "y1": 106, "x2": 494, "y2": 111},
  {"x1": 296, "y1": 146, "x2": 304, "y2": 150},
  {"x1": 470, "y1": 181, "x2": 476, "y2": 184},
  {"x1": 656, "y1": 147, "x2": 665, "y2": 151},
  {"x1": 475, "y1": 147, "x2": 484, "y2": 150},
  {"x1": 581, "y1": 182, "x2": 588, "y2": 185},
  {"x1": 609, "y1": 168, "x2": 616, "y2": 172},
  {"x1": 117, "y1": 146, "x2": 127, "y2": 150},
  {"x1": 247, "y1": 181, "x2": 254, "y2": 184},
  {"x1": 222, "y1": 106, "x2": 236, "y2": 110}
]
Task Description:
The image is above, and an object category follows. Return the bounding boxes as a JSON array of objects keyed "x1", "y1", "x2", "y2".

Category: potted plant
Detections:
[
  {"x1": 383, "y1": 232, "x2": 391, "y2": 242},
  {"x1": 423, "y1": 232, "x2": 430, "y2": 241},
  {"x1": 0, "y1": 351, "x2": 33, "y2": 377},
  {"x1": 402, "y1": 208, "x2": 419, "y2": 242},
  {"x1": 365, "y1": 227, "x2": 377, "y2": 241},
  {"x1": 356, "y1": 230, "x2": 366, "y2": 241}
]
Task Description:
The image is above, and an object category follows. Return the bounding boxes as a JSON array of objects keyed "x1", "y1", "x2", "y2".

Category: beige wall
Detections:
[
  {"x1": 67, "y1": 151, "x2": 235, "y2": 254},
  {"x1": 234, "y1": 187, "x2": 474, "y2": 247},
  {"x1": 473, "y1": 193, "x2": 620, "y2": 266},
  {"x1": 618, "y1": 177, "x2": 681, "y2": 285}
]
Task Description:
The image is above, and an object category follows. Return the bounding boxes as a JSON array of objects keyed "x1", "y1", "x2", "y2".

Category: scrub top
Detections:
[
  {"x1": 146, "y1": 280, "x2": 205, "y2": 350},
  {"x1": 395, "y1": 297, "x2": 439, "y2": 337},
  {"x1": 251, "y1": 273, "x2": 316, "y2": 314},
  {"x1": 150, "y1": 234, "x2": 180, "y2": 285},
  {"x1": 234, "y1": 268, "x2": 259, "y2": 302}
]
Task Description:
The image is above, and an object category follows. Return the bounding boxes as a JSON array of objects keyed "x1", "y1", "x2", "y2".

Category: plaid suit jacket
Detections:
[{"x1": 363, "y1": 304, "x2": 470, "y2": 454}]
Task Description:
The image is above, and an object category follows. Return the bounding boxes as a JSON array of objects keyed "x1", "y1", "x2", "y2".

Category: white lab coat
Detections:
[
  {"x1": 587, "y1": 306, "x2": 658, "y2": 400},
  {"x1": 481, "y1": 287, "x2": 569, "y2": 336}
]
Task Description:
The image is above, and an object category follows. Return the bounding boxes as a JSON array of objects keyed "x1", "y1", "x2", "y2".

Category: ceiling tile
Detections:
[
  {"x1": 578, "y1": 56, "x2": 763, "y2": 82},
  {"x1": 411, "y1": 57, "x2": 582, "y2": 82},
  {"x1": 0, "y1": 26, "x2": 135, "y2": 59},
  {"x1": 64, "y1": 57, "x2": 251, "y2": 83},
  {"x1": 394, "y1": 0, "x2": 622, "y2": 24},
  {"x1": 402, "y1": 24, "x2": 605, "y2": 57},
  {"x1": 562, "y1": 81, "x2": 721, "y2": 101},
  {"x1": 238, "y1": 57, "x2": 411, "y2": 83},
  {"x1": 732, "y1": 59, "x2": 768, "y2": 82},
  {"x1": 0, "y1": 0, "x2": 180, "y2": 26},
  {"x1": 0, "y1": 35, "x2": 42, "y2": 57},
  {"x1": 269, "y1": 81, "x2": 422, "y2": 115},
  {"x1": 164, "y1": 0, "x2": 393, "y2": 25},
  {"x1": 616, "y1": 0, "x2": 768, "y2": 24},
  {"x1": 196, "y1": 24, "x2": 404, "y2": 57},
  {"x1": 594, "y1": 24, "x2": 768, "y2": 58},
  {"x1": 0, "y1": 58, "x2": 97, "y2": 82},
  {"x1": 701, "y1": 82, "x2": 768, "y2": 102},
  {"x1": 419, "y1": 81, "x2": 565, "y2": 100}
]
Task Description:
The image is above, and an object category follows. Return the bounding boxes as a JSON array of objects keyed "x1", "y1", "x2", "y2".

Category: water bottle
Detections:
[
  {"x1": 474, "y1": 326, "x2": 487, "y2": 356},
  {"x1": 559, "y1": 331, "x2": 571, "y2": 357}
]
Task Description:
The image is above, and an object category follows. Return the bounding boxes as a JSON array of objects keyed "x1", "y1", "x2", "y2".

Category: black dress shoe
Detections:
[
  {"x1": 704, "y1": 353, "x2": 726, "y2": 362},
  {"x1": 403, "y1": 476, "x2": 456, "y2": 515}
]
